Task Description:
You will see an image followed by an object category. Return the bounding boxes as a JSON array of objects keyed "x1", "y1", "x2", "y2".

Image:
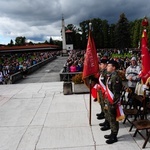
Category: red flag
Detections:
[
  {"x1": 82, "y1": 31, "x2": 99, "y2": 87},
  {"x1": 140, "y1": 30, "x2": 150, "y2": 84}
]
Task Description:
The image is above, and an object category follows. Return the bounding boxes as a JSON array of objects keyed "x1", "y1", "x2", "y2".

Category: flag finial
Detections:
[
  {"x1": 89, "y1": 22, "x2": 92, "y2": 31},
  {"x1": 142, "y1": 16, "x2": 149, "y2": 27}
]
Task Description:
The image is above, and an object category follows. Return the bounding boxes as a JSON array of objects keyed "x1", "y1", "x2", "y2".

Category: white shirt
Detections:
[
  {"x1": 0, "y1": 71, "x2": 3, "y2": 82},
  {"x1": 125, "y1": 65, "x2": 141, "y2": 88}
]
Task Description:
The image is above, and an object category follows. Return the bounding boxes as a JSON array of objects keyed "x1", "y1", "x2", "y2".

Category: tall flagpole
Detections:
[{"x1": 89, "y1": 22, "x2": 92, "y2": 126}]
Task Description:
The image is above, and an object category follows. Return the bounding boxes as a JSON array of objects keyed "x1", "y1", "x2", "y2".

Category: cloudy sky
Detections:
[{"x1": 0, "y1": 0, "x2": 150, "y2": 44}]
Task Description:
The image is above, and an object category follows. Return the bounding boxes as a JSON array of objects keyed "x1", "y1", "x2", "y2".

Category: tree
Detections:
[
  {"x1": 131, "y1": 19, "x2": 143, "y2": 48},
  {"x1": 15, "y1": 36, "x2": 26, "y2": 46},
  {"x1": 44, "y1": 40, "x2": 49, "y2": 44},
  {"x1": 49, "y1": 37, "x2": 54, "y2": 44},
  {"x1": 114, "y1": 13, "x2": 131, "y2": 49},
  {"x1": 91, "y1": 18, "x2": 103, "y2": 48},
  {"x1": 7, "y1": 39, "x2": 14, "y2": 46},
  {"x1": 80, "y1": 18, "x2": 104, "y2": 49},
  {"x1": 28, "y1": 41, "x2": 34, "y2": 45},
  {"x1": 80, "y1": 20, "x2": 89, "y2": 49},
  {"x1": 108, "y1": 24, "x2": 116, "y2": 48},
  {"x1": 102, "y1": 20, "x2": 109, "y2": 48}
]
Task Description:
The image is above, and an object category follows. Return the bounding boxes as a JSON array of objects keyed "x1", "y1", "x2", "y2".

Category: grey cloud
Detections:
[{"x1": 0, "y1": 0, "x2": 150, "y2": 44}]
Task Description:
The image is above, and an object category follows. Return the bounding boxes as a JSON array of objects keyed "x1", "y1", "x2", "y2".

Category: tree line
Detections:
[
  {"x1": 65, "y1": 13, "x2": 150, "y2": 50},
  {"x1": 7, "y1": 36, "x2": 62, "y2": 47}
]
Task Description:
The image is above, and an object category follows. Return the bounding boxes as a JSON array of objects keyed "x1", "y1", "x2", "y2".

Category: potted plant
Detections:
[
  {"x1": 72, "y1": 73, "x2": 84, "y2": 84},
  {"x1": 72, "y1": 73, "x2": 89, "y2": 94}
]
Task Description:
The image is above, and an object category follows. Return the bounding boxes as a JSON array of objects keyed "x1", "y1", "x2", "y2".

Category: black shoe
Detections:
[
  {"x1": 94, "y1": 98, "x2": 97, "y2": 102},
  {"x1": 104, "y1": 133, "x2": 112, "y2": 139},
  {"x1": 99, "y1": 120, "x2": 108, "y2": 126},
  {"x1": 106, "y1": 137, "x2": 118, "y2": 144},
  {"x1": 106, "y1": 134, "x2": 118, "y2": 144},
  {"x1": 96, "y1": 112, "x2": 104, "y2": 117},
  {"x1": 96, "y1": 113, "x2": 101, "y2": 117},
  {"x1": 100, "y1": 125, "x2": 110, "y2": 131},
  {"x1": 97, "y1": 112, "x2": 105, "y2": 120}
]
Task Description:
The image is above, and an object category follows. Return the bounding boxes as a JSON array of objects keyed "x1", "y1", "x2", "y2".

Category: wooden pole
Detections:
[{"x1": 89, "y1": 79, "x2": 92, "y2": 126}]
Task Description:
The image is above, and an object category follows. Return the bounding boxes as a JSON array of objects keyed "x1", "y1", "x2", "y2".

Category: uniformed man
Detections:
[
  {"x1": 104, "y1": 60, "x2": 122, "y2": 144},
  {"x1": 97, "y1": 59, "x2": 110, "y2": 131}
]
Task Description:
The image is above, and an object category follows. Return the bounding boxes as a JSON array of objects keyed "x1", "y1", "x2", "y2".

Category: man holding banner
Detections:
[{"x1": 104, "y1": 60, "x2": 123, "y2": 144}]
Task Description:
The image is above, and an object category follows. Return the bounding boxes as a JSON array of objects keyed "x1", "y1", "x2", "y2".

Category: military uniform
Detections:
[
  {"x1": 98, "y1": 69, "x2": 111, "y2": 130},
  {"x1": 104, "y1": 60, "x2": 122, "y2": 144},
  {"x1": 106, "y1": 71, "x2": 122, "y2": 132},
  {"x1": 98, "y1": 69, "x2": 107, "y2": 114}
]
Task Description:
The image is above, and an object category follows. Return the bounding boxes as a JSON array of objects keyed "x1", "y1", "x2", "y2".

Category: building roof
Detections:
[
  {"x1": 0, "y1": 44, "x2": 60, "y2": 53},
  {"x1": 65, "y1": 30, "x2": 73, "y2": 33}
]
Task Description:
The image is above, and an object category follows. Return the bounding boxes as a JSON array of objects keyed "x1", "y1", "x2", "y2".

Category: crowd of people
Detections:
[
  {"x1": 0, "y1": 51, "x2": 57, "y2": 84},
  {"x1": 63, "y1": 49, "x2": 141, "y2": 73},
  {"x1": 63, "y1": 50, "x2": 85, "y2": 72}
]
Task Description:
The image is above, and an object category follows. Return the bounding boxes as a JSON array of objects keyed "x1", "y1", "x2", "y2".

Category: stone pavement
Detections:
[{"x1": 0, "y1": 82, "x2": 150, "y2": 150}]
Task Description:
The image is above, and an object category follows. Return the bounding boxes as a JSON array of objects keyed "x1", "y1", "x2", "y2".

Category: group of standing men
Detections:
[{"x1": 95, "y1": 56, "x2": 141, "y2": 144}]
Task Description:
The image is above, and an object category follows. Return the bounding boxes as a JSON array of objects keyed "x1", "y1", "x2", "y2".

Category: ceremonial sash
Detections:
[
  {"x1": 106, "y1": 77, "x2": 125, "y2": 121},
  {"x1": 105, "y1": 78, "x2": 114, "y2": 104},
  {"x1": 98, "y1": 74, "x2": 106, "y2": 93}
]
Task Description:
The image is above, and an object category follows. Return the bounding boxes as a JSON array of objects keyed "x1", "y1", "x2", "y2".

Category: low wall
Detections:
[
  {"x1": 59, "y1": 69, "x2": 82, "y2": 81},
  {"x1": 10, "y1": 56, "x2": 57, "y2": 84}
]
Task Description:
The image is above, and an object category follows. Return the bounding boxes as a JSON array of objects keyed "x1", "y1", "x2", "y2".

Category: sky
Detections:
[{"x1": 0, "y1": 0, "x2": 150, "y2": 44}]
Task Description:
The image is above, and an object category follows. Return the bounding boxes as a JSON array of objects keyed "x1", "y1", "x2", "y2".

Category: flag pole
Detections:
[
  {"x1": 89, "y1": 78, "x2": 92, "y2": 126},
  {"x1": 89, "y1": 22, "x2": 92, "y2": 126}
]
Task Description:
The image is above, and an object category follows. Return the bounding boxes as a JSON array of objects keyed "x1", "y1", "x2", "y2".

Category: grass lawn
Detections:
[{"x1": 111, "y1": 53, "x2": 132, "y2": 58}]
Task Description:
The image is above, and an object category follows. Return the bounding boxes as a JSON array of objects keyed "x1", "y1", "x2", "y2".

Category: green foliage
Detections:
[
  {"x1": 114, "y1": 13, "x2": 131, "y2": 49},
  {"x1": 18, "y1": 57, "x2": 23, "y2": 62},
  {"x1": 78, "y1": 13, "x2": 150, "y2": 49},
  {"x1": 7, "y1": 39, "x2": 14, "y2": 46},
  {"x1": 15, "y1": 36, "x2": 26, "y2": 46},
  {"x1": 111, "y1": 53, "x2": 132, "y2": 58},
  {"x1": 65, "y1": 24, "x2": 82, "y2": 49},
  {"x1": 49, "y1": 37, "x2": 54, "y2": 44}
]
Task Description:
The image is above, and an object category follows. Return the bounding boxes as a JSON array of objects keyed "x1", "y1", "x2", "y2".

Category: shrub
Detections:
[{"x1": 72, "y1": 73, "x2": 84, "y2": 84}]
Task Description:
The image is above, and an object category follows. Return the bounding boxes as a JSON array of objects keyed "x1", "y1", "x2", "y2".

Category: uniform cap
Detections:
[
  {"x1": 107, "y1": 60, "x2": 119, "y2": 69},
  {"x1": 100, "y1": 59, "x2": 108, "y2": 64}
]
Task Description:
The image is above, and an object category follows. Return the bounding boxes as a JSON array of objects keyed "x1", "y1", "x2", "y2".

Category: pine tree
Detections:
[{"x1": 114, "y1": 13, "x2": 131, "y2": 49}]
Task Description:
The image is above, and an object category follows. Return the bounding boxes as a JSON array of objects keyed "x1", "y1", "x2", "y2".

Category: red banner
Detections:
[
  {"x1": 82, "y1": 31, "x2": 99, "y2": 87},
  {"x1": 140, "y1": 30, "x2": 150, "y2": 84}
]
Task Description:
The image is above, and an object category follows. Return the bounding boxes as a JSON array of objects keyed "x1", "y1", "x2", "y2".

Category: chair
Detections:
[
  {"x1": 123, "y1": 93, "x2": 145, "y2": 131},
  {"x1": 131, "y1": 89, "x2": 150, "y2": 149},
  {"x1": 123, "y1": 83, "x2": 147, "y2": 131},
  {"x1": 121, "y1": 87, "x2": 132, "y2": 108}
]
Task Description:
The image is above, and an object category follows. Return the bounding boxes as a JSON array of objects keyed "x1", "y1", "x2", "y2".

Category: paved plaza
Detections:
[{"x1": 0, "y1": 82, "x2": 150, "y2": 150}]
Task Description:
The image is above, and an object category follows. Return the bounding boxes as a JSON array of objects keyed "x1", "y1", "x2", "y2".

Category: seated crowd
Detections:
[
  {"x1": 0, "y1": 51, "x2": 57, "y2": 84},
  {"x1": 63, "y1": 49, "x2": 141, "y2": 73},
  {"x1": 63, "y1": 50, "x2": 85, "y2": 72}
]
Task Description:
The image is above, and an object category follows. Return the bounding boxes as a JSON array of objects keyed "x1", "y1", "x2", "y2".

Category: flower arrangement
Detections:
[
  {"x1": 72, "y1": 73, "x2": 84, "y2": 84},
  {"x1": 118, "y1": 70, "x2": 126, "y2": 81}
]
